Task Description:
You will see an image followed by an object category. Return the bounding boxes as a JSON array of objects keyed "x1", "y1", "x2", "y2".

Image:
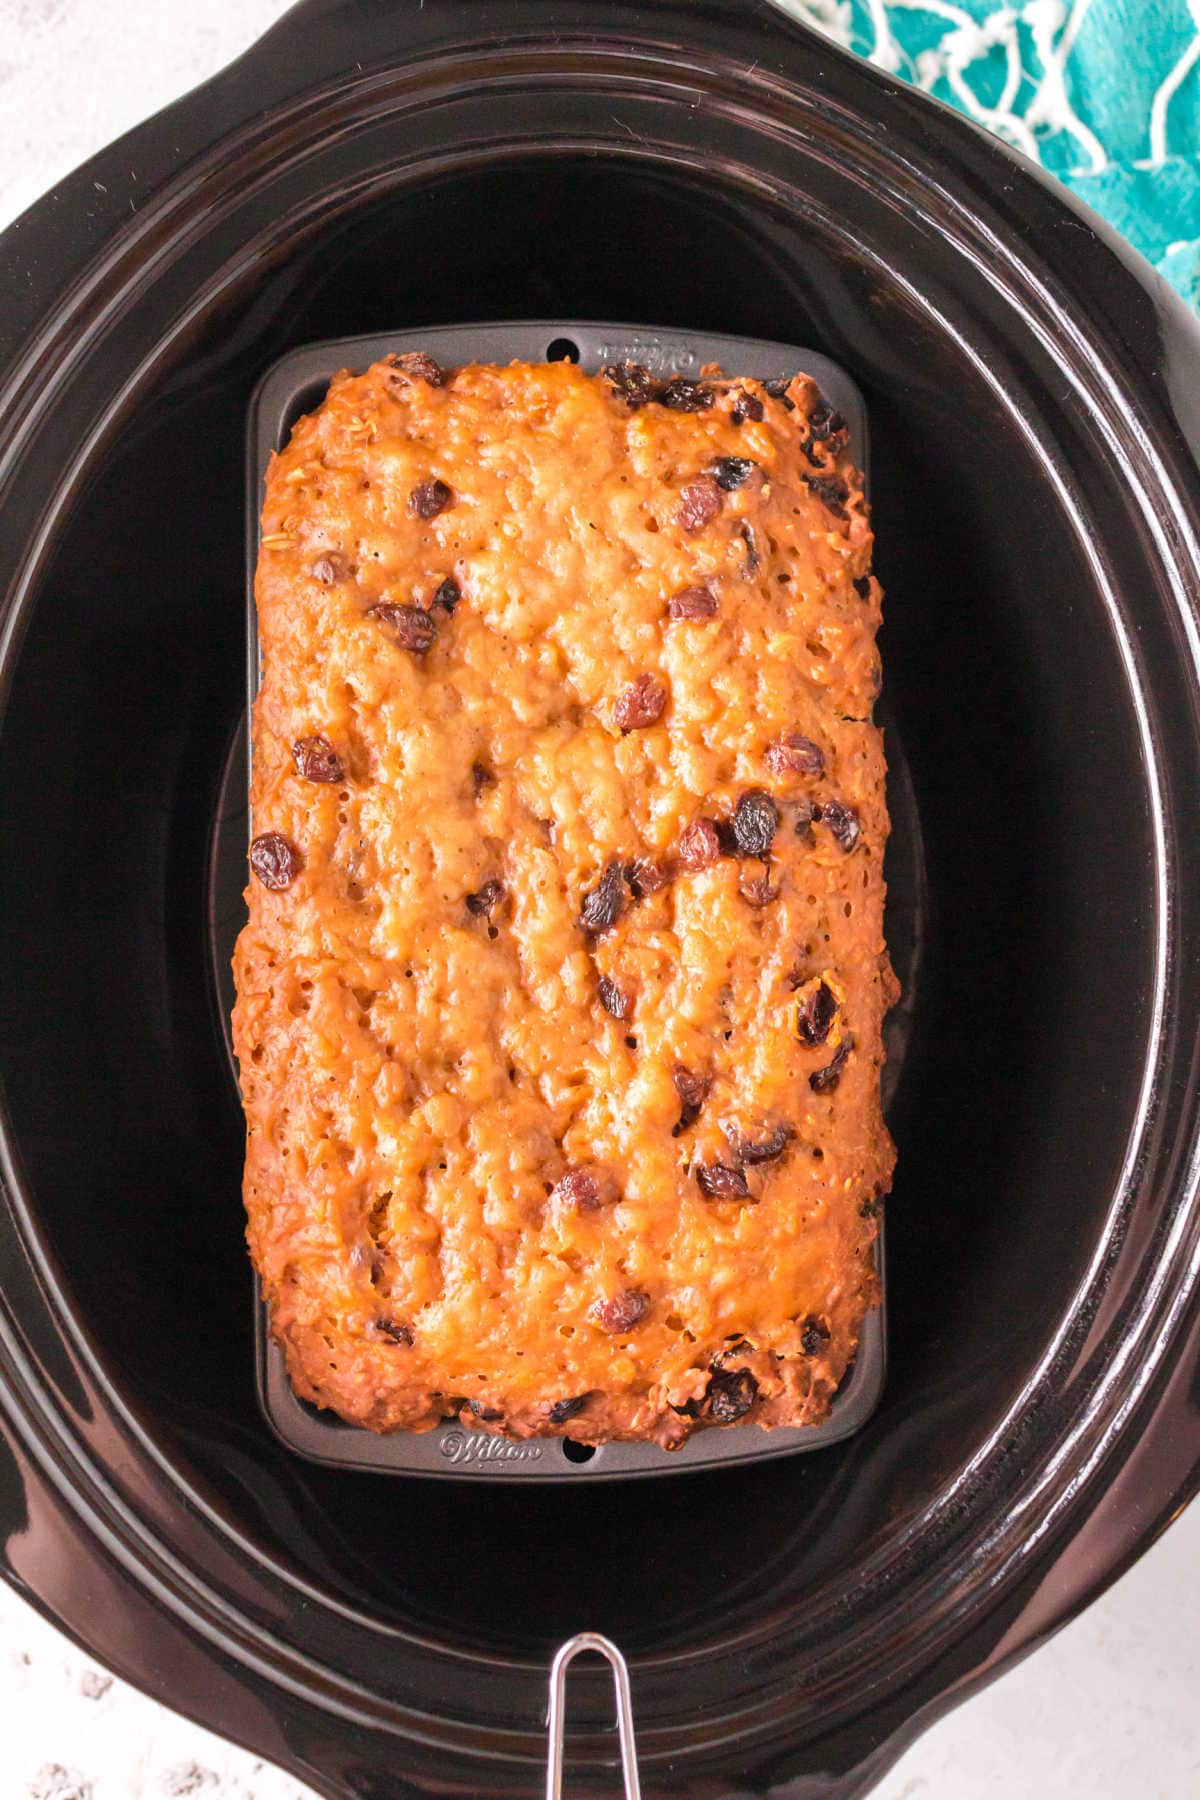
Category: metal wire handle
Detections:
[{"x1": 546, "y1": 1632, "x2": 642, "y2": 1800}]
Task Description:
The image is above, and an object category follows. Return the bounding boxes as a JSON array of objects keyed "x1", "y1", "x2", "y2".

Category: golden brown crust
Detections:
[{"x1": 232, "y1": 355, "x2": 895, "y2": 1447}]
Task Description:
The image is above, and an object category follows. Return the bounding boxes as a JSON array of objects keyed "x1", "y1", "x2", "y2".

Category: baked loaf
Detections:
[{"x1": 233, "y1": 352, "x2": 895, "y2": 1447}]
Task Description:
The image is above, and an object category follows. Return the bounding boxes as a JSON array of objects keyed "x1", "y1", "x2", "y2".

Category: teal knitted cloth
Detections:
[{"x1": 784, "y1": 1, "x2": 1200, "y2": 306}]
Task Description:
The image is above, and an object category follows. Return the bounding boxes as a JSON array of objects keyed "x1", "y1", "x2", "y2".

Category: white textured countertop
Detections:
[{"x1": 2, "y1": 4, "x2": 1198, "y2": 1796}]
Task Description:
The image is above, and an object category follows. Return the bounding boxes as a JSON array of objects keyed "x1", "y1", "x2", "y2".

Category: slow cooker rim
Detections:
[{"x1": 0, "y1": 0, "x2": 1199, "y2": 1787}]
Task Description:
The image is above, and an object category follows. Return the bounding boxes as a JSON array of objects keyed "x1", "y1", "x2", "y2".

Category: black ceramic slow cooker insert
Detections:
[{"x1": 0, "y1": 3, "x2": 1198, "y2": 1795}]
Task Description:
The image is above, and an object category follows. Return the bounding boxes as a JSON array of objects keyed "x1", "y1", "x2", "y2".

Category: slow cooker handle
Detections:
[{"x1": 546, "y1": 1632, "x2": 642, "y2": 1799}]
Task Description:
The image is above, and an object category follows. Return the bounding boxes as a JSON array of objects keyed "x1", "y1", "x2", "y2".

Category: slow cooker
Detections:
[{"x1": 1, "y1": 2, "x2": 1198, "y2": 1794}]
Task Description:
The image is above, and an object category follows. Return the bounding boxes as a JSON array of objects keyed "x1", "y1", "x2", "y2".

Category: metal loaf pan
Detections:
[{"x1": 242, "y1": 320, "x2": 892, "y2": 1479}]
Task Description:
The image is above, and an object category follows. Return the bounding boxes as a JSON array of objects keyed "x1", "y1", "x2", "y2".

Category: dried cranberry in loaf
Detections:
[
  {"x1": 591, "y1": 1288, "x2": 650, "y2": 1333},
  {"x1": 613, "y1": 674, "x2": 668, "y2": 731},
  {"x1": 676, "y1": 475, "x2": 722, "y2": 534},
  {"x1": 408, "y1": 478, "x2": 454, "y2": 520},
  {"x1": 249, "y1": 832, "x2": 300, "y2": 890},
  {"x1": 292, "y1": 735, "x2": 344, "y2": 783}
]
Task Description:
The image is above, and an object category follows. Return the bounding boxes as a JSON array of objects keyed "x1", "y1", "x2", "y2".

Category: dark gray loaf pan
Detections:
[{"x1": 221, "y1": 319, "x2": 913, "y2": 1479}]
